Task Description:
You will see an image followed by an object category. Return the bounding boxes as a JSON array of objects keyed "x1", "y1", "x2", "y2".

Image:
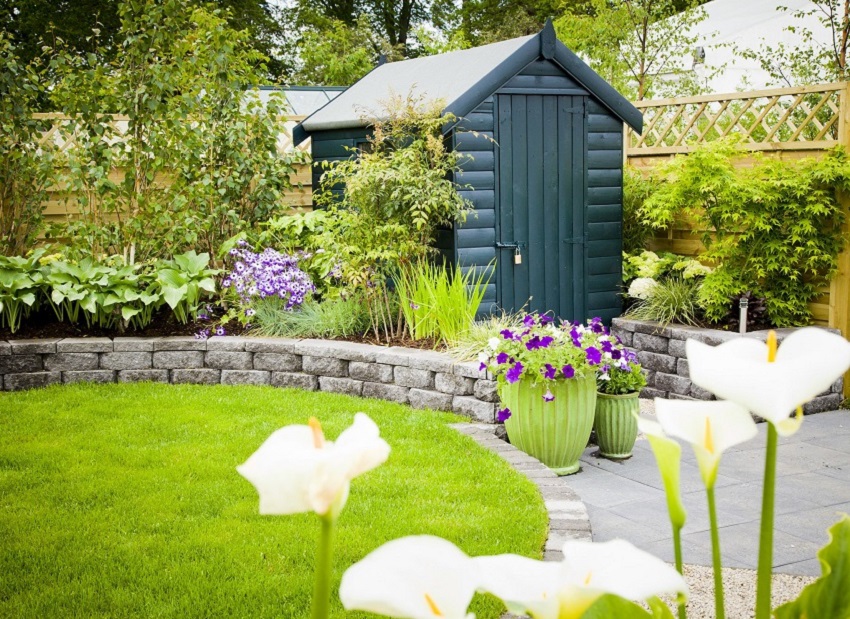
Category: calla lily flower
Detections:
[
  {"x1": 339, "y1": 536, "x2": 477, "y2": 619},
  {"x1": 638, "y1": 418, "x2": 686, "y2": 529},
  {"x1": 475, "y1": 539, "x2": 688, "y2": 619},
  {"x1": 687, "y1": 328, "x2": 850, "y2": 436},
  {"x1": 237, "y1": 412, "x2": 390, "y2": 517},
  {"x1": 655, "y1": 399, "x2": 757, "y2": 489}
]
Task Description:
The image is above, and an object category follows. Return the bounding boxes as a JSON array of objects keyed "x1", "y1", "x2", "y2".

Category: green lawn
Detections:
[{"x1": 0, "y1": 383, "x2": 548, "y2": 618}]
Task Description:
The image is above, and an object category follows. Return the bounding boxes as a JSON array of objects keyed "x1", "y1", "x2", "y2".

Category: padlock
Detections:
[{"x1": 514, "y1": 247, "x2": 522, "y2": 265}]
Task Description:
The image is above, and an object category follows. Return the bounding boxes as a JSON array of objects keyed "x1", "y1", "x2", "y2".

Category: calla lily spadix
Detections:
[
  {"x1": 655, "y1": 399, "x2": 757, "y2": 489},
  {"x1": 236, "y1": 412, "x2": 390, "y2": 517},
  {"x1": 474, "y1": 539, "x2": 689, "y2": 619},
  {"x1": 339, "y1": 536, "x2": 478, "y2": 619},
  {"x1": 686, "y1": 328, "x2": 850, "y2": 436}
]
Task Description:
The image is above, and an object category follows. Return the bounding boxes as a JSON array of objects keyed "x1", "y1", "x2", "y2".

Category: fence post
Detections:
[{"x1": 831, "y1": 81, "x2": 850, "y2": 398}]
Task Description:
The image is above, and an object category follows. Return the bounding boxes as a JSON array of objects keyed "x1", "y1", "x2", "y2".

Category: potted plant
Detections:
[
  {"x1": 594, "y1": 334, "x2": 646, "y2": 459},
  {"x1": 481, "y1": 314, "x2": 605, "y2": 475}
]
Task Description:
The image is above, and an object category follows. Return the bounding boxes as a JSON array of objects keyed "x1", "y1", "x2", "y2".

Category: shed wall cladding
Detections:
[{"x1": 309, "y1": 127, "x2": 370, "y2": 200}]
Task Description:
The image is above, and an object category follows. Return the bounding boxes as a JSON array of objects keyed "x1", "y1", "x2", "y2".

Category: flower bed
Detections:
[
  {"x1": 612, "y1": 318, "x2": 844, "y2": 413},
  {"x1": 0, "y1": 336, "x2": 499, "y2": 421}
]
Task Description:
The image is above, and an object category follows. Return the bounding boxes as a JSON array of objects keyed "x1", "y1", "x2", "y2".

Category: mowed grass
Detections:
[{"x1": 0, "y1": 383, "x2": 548, "y2": 618}]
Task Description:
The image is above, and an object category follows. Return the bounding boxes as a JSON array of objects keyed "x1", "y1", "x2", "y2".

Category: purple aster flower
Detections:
[
  {"x1": 542, "y1": 363, "x2": 557, "y2": 380},
  {"x1": 523, "y1": 314, "x2": 536, "y2": 328},
  {"x1": 410, "y1": 302, "x2": 420, "y2": 310},
  {"x1": 496, "y1": 352, "x2": 510, "y2": 364},
  {"x1": 245, "y1": 308, "x2": 256, "y2": 317},
  {"x1": 586, "y1": 347, "x2": 602, "y2": 365},
  {"x1": 500, "y1": 329, "x2": 515, "y2": 340},
  {"x1": 543, "y1": 389, "x2": 555, "y2": 402},
  {"x1": 497, "y1": 407, "x2": 512, "y2": 422},
  {"x1": 505, "y1": 361, "x2": 524, "y2": 384},
  {"x1": 214, "y1": 326, "x2": 226, "y2": 336},
  {"x1": 562, "y1": 364, "x2": 575, "y2": 378}
]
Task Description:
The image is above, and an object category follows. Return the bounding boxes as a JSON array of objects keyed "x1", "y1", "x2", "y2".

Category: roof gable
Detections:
[{"x1": 293, "y1": 22, "x2": 641, "y2": 145}]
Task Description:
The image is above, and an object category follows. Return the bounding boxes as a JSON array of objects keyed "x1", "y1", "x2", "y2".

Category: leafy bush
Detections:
[
  {"x1": 622, "y1": 168, "x2": 656, "y2": 253},
  {"x1": 640, "y1": 140, "x2": 849, "y2": 326},
  {"x1": 0, "y1": 251, "x2": 44, "y2": 332},
  {"x1": 251, "y1": 296, "x2": 371, "y2": 339},
  {"x1": 625, "y1": 277, "x2": 703, "y2": 327},
  {"x1": 0, "y1": 34, "x2": 55, "y2": 256},
  {"x1": 395, "y1": 260, "x2": 491, "y2": 346}
]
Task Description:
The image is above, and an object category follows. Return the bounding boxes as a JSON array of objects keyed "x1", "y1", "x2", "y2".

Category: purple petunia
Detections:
[
  {"x1": 496, "y1": 352, "x2": 510, "y2": 364},
  {"x1": 562, "y1": 364, "x2": 575, "y2": 378},
  {"x1": 601, "y1": 340, "x2": 613, "y2": 353},
  {"x1": 611, "y1": 349, "x2": 622, "y2": 360},
  {"x1": 500, "y1": 329, "x2": 516, "y2": 340},
  {"x1": 479, "y1": 362, "x2": 488, "y2": 371},
  {"x1": 525, "y1": 335, "x2": 554, "y2": 351},
  {"x1": 539, "y1": 315, "x2": 553, "y2": 325},
  {"x1": 543, "y1": 389, "x2": 555, "y2": 402},
  {"x1": 505, "y1": 361, "x2": 524, "y2": 384},
  {"x1": 523, "y1": 314, "x2": 536, "y2": 327},
  {"x1": 586, "y1": 347, "x2": 602, "y2": 365},
  {"x1": 542, "y1": 363, "x2": 557, "y2": 380},
  {"x1": 497, "y1": 407, "x2": 512, "y2": 422}
]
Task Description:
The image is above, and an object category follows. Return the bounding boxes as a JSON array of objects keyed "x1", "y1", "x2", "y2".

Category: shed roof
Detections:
[
  {"x1": 293, "y1": 22, "x2": 642, "y2": 145},
  {"x1": 256, "y1": 86, "x2": 345, "y2": 116}
]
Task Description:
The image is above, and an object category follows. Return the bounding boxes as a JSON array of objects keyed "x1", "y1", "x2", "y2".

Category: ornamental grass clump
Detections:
[{"x1": 222, "y1": 243, "x2": 315, "y2": 320}]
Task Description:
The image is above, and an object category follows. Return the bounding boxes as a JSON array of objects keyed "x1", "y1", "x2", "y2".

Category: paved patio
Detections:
[{"x1": 566, "y1": 409, "x2": 850, "y2": 577}]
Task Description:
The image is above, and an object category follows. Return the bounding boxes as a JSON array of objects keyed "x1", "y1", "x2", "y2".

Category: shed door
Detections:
[{"x1": 496, "y1": 94, "x2": 586, "y2": 320}]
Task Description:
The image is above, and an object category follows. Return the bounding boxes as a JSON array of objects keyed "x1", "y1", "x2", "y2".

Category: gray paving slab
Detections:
[{"x1": 568, "y1": 409, "x2": 850, "y2": 577}]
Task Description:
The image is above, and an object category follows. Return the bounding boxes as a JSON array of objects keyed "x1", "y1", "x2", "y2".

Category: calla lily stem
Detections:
[
  {"x1": 672, "y1": 525, "x2": 687, "y2": 619},
  {"x1": 706, "y1": 486, "x2": 724, "y2": 619},
  {"x1": 755, "y1": 424, "x2": 777, "y2": 619},
  {"x1": 312, "y1": 514, "x2": 335, "y2": 619}
]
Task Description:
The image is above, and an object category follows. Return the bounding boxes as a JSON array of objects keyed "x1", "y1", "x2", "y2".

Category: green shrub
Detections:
[
  {"x1": 640, "y1": 140, "x2": 849, "y2": 326},
  {"x1": 622, "y1": 168, "x2": 656, "y2": 253}
]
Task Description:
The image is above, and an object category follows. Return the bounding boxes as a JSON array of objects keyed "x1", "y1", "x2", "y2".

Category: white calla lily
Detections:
[
  {"x1": 655, "y1": 399, "x2": 757, "y2": 488},
  {"x1": 236, "y1": 412, "x2": 390, "y2": 517},
  {"x1": 339, "y1": 536, "x2": 477, "y2": 619},
  {"x1": 687, "y1": 328, "x2": 850, "y2": 436},
  {"x1": 475, "y1": 539, "x2": 688, "y2": 619}
]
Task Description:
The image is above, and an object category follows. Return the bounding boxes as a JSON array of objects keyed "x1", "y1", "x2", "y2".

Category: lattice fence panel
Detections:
[{"x1": 629, "y1": 84, "x2": 844, "y2": 153}]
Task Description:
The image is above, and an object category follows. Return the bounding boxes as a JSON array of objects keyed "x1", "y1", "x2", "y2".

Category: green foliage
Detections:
[
  {"x1": 641, "y1": 141, "x2": 849, "y2": 326},
  {"x1": 775, "y1": 515, "x2": 850, "y2": 619},
  {"x1": 600, "y1": 362, "x2": 647, "y2": 395},
  {"x1": 311, "y1": 97, "x2": 472, "y2": 341},
  {"x1": 49, "y1": 0, "x2": 303, "y2": 262},
  {"x1": 625, "y1": 277, "x2": 703, "y2": 327},
  {"x1": 293, "y1": 17, "x2": 378, "y2": 86},
  {"x1": 622, "y1": 168, "x2": 656, "y2": 253},
  {"x1": 0, "y1": 33, "x2": 55, "y2": 255},
  {"x1": 555, "y1": 0, "x2": 711, "y2": 100},
  {"x1": 582, "y1": 594, "x2": 675, "y2": 618},
  {"x1": 0, "y1": 250, "x2": 44, "y2": 332},
  {"x1": 449, "y1": 312, "x2": 527, "y2": 361},
  {"x1": 623, "y1": 250, "x2": 710, "y2": 285},
  {"x1": 395, "y1": 260, "x2": 491, "y2": 346},
  {"x1": 251, "y1": 295, "x2": 371, "y2": 339},
  {"x1": 153, "y1": 251, "x2": 219, "y2": 324}
]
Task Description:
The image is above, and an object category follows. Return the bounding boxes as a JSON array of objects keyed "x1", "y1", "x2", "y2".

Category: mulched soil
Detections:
[{"x1": 0, "y1": 305, "x2": 447, "y2": 350}]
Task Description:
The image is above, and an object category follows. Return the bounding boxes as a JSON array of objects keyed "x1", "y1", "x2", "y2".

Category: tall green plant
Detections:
[
  {"x1": 640, "y1": 141, "x2": 848, "y2": 327},
  {"x1": 0, "y1": 250, "x2": 45, "y2": 332},
  {"x1": 0, "y1": 33, "x2": 55, "y2": 256}
]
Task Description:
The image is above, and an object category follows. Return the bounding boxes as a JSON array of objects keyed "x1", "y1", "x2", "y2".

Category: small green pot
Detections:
[
  {"x1": 500, "y1": 374, "x2": 596, "y2": 476},
  {"x1": 594, "y1": 391, "x2": 640, "y2": 459}
]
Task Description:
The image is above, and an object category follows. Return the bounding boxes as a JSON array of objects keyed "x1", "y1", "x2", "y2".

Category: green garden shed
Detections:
[{"x1": 292, "y1": 22, "x2": 642, "y2": 323}]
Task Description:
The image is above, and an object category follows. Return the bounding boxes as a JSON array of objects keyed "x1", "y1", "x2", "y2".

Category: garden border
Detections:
[
  {"x1": 0, "y1": 336, "x2": 500, "y2": 422},
  {"x1": 612, "y1": 318, "x2": 845, "y2": 412}
]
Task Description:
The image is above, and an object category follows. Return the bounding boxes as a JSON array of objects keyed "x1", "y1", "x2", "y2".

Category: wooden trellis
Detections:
[{"x1": 628, "y1": 83, "x2": 844, "y2": 156}]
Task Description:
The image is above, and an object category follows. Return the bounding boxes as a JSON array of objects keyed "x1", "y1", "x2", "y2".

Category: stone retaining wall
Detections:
[
  {"x1": 612, "y1": 318, "x2": 844, "y2": 414},
  {"x1": 0, "y1": 336, "x2": 498, "y2": 422}
]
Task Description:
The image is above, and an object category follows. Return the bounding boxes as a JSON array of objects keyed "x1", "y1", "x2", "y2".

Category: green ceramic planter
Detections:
[
  {"x1": 500, "y1": 374, "x2": 596, "y2": 476},
  {"x1": 594, "y1": 391, "x2": 640, "y2": 459}
]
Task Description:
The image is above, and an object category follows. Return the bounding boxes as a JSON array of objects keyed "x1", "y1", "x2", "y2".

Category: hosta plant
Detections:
[
  {"x1": 0, "y1": 251, "x2": 45, "y2": 332},
  {"x1": 154, "y1": 250, "x2": 219, "y2": 324}
]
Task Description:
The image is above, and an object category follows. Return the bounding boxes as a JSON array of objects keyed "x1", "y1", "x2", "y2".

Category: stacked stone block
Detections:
[
  {"x1": 612, "y1": 318, "x2": 844, "y2": 414},
  {"x1": 0, "y1": 336, "x2": 496, "y2": 422}
]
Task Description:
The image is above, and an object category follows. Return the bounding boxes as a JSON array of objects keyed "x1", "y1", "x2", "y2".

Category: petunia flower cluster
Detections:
[{"x1": 222, "y1": 243, "x2": 316, "y2": 312}]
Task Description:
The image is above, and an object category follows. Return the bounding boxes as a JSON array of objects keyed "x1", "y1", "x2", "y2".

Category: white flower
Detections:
[
  {"x1": 340, "y1": 536, "x2": 477, "y2": 619},
  {"x1": 475, "y1": 539, "x2": 688, "y2": 619},
  {"x1": 687, "y1": 328, "x2": 850, "y2": 436},
  {"x1": 628, "y1": 277, "x2": 658, "y2": 300},
  {"x1": 478, "y1": 351, "x2": 490, "y2": 365},
  {"x1": 488, "y1": 337, "x2": 501, "y2": 351},
  {"x1": 655, "y1": 399, "x2": 757, "y2": 488},
  {"x1": 236, "y1": 413, "x2": 390, "y2": 517}
]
